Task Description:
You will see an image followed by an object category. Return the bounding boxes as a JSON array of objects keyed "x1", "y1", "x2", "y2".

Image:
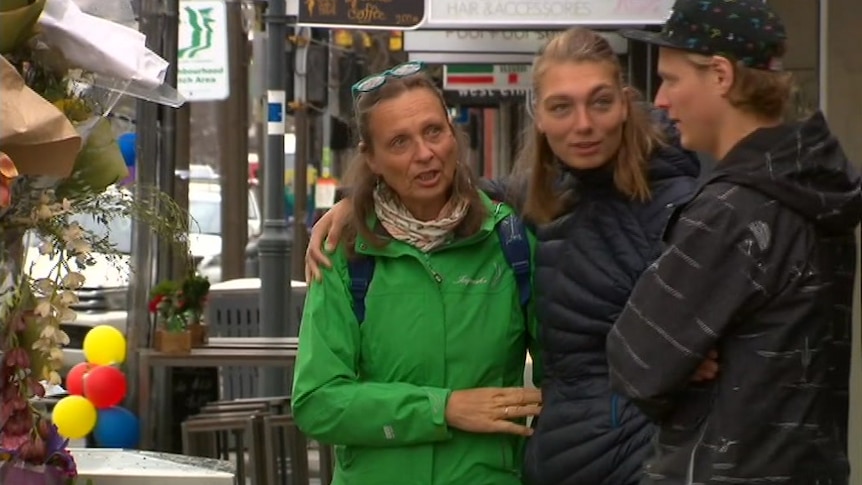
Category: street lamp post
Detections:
[{"x1": 257, "y1": 0, "x2": 293, "y2": 396}]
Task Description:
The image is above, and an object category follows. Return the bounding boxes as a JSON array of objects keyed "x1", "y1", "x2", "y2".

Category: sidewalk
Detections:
[{"x1": 69, "y1": 439, "x2": 324, "y2": 484}]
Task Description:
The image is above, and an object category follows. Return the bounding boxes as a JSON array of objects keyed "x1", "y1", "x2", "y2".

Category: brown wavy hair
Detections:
[
  {"x1": 684, "y1": 52, "x2": 795, "y2": 120},
  {"x1": 515, "y1": 28, "x2": 666, "y2": 224},
  {"x1": 345, "y1": 71, "x2": 486, "y2": 248}
]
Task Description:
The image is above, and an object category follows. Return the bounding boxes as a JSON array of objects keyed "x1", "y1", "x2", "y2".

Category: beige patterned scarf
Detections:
[{"x1": 373, "y1": 182, "x2": 470, "y2": 252}]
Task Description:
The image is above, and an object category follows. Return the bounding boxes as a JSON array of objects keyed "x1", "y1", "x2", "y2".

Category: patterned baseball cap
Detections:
[{"x1": 620, "y1": 0, "x2": 787, "y2": 71}]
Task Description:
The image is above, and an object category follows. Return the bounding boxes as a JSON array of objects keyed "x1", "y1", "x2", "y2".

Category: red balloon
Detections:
[
  {"x1": 83, "y1": 366, "x2": 127, "y2": 409},
  {"x1": 65, "y1": 363, "x2": 94, "y2": 396}
]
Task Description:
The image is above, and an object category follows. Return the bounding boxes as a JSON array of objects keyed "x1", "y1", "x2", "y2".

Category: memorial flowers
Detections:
[{"x1": 0, "y1": 0, "x2": 185, "y2": 482}]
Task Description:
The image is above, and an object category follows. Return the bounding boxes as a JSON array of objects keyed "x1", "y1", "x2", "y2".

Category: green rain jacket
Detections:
[{"x1": 292, "y1": 193, "x2": 541, "y2": 485}]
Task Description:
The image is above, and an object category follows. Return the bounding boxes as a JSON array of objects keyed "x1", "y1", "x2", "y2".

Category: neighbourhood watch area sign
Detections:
[
  {"x1": 177, "y1": 0, "x2": 230, "y2": 101},
  {"x1": 299, "y1": 0, "x2": 425, "y2": 29}
]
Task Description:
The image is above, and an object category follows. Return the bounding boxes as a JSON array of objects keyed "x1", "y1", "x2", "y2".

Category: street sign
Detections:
[
  {"x1": 409, "y1": 52, "x2": 535, "y2": 64},
  {"x1": 426, "y1": 0, "x2": 675, "y2": 28},
  {"x1": 404, "y1": 30, "x2": 628, "y2": 54},
  {"x1": 298, "y1": 0, "x2": 425, "y2": 30},
  {"x1": 177, "y1": 0, "x2": 230, "y2": 101},
  {"x1": 444, "y1": 64, "x2": 531, "y2": 91}
]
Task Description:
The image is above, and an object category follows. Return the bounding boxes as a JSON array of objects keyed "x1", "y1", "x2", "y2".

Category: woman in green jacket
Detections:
[{"x1": 291, "y1": 62, "x2": 542, "y2": 485}]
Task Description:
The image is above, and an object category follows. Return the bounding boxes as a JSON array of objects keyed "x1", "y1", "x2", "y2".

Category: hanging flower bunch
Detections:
[
  {"x1": 0, "y1": 0, "x2": 188, "y2": 480},
  {"x1": 0, "y1": 178, "x2": 91, "y2": 481}
]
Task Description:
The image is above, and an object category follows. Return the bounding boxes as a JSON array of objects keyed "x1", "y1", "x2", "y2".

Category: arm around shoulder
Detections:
[{"x1": 291, "y1": 246, "x2": 453, "y2": 447}]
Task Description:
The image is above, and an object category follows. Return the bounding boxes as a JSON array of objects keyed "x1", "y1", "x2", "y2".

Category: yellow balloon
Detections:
[
  {"x1": 52, "y1": 395, "x2": 97, "y2": 439},
  {"x1": 83, "y1": 325, "x2": 127, "y2": 365}
]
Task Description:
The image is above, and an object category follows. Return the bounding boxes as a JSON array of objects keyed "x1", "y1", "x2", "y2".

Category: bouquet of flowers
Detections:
[{"x1": 0, "y1": 0, "x2": 187, "y2": 482}]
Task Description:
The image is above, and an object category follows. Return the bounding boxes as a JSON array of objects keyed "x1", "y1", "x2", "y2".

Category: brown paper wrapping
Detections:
[{"x1": 0, "y1": 55, "x2": 81, "y2": 177}]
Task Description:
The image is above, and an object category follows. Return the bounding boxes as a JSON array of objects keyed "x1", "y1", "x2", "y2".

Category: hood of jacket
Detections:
[{"x1": 708, "y1": 112, "x2": 862, "y2": 233}]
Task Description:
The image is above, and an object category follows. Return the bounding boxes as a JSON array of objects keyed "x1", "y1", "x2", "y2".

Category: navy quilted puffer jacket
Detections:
[{"x1": 521, "y1": 123, "x2": 700, "y2": 485}]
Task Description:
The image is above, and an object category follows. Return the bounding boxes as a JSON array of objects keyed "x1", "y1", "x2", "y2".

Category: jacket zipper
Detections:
[
  {"x1": 685, "y1": 418, "x2": 709, "y2": 485},
  {"x1": 423, "y1": 253, "x2": 443, "y2": 284},
  {"x1": 432, "y1": 270, "x2": 442, "y2": 283},
  {"x1": 610, "y1": 394, "x2": 620, "y2": 428}
]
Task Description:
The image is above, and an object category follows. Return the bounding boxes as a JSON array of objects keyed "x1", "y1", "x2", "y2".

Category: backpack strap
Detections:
[
  {"x1": 347, "y1": 214, "x2": 531, "y2": 324},
  {"x1": 347, "y1": 256, "x2": 376, "y2": 323},
  {"x1": 496, "y1": 214, "x2": 532, "y2": 321}
]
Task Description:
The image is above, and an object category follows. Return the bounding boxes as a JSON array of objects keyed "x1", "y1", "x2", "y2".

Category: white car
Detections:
[{"x1": 187, "y1": 180, "x2": 262, "y2": 284}]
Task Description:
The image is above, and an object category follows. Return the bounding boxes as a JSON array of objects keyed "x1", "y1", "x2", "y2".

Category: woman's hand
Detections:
[
  {"x1": 691, "y1": 349, "x2": 719, "y2": 382},
  {"x1": 444, "y1": 387, "x2": 542, "y2": 437},
  {"x1": 305, "y1": 200, "x2": 354, "y2": 282}
]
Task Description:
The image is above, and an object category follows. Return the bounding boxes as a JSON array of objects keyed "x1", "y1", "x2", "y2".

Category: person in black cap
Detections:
[{"x1": 607, "y1": 0, "x2": 862, "y2": 483}]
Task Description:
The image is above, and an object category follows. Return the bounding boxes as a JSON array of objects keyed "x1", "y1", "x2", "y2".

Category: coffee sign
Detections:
[{"x1": 299, "y1": 0, "x2": 425, "y2": 29}]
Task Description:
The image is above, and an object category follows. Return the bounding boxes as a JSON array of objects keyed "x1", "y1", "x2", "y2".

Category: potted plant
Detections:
[
  {"x1": 178, "y1": 273, "x2": 210, "y2": 346},
  {"x1": 149, "y1": 280, "x2": 191, "y2": 354}
]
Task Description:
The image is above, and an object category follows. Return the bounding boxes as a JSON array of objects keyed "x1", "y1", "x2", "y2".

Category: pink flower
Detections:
[
  {"x1": 0, "y1": 432, "x2": 29, "y2": 453},
  {"x1": 0, "y1": 152, "x2": 18, "y2": 208}
]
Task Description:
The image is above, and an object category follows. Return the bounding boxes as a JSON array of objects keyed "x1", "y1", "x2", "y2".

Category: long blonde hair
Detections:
[
  {"x1": 516, "y1": 28, "x2": 665, "y2": 224},
  {"x1": 345, "y1": 72, "x2": 486, "y2": 248}
]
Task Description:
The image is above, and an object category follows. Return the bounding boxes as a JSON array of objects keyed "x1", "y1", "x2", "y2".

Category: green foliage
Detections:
[{"x1": 180, "y1": 273, "x2": 210, "y2": 313}]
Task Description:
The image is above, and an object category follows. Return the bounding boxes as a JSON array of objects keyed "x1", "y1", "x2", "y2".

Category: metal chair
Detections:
[
  {"x1": 261, "y1": 414, "x2": 310, "y2": 485},
  {"x1": 181, "y1": 411, "x2": 269, "y2": 485},
  {"x1": 187, "y1": 395, "x2": 332, "y2": 485},
  {"x1": 203, "y1": 396, "x2": 291, "y2": 415},
  {"x1": 316, "y1": 442, "x2": 335, "y2": 485},
  {"x1": 203, "y1": 397, "x2": 308, "y2": 485}
]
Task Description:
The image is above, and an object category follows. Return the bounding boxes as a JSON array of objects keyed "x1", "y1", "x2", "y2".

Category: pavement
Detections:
[{"x1": 68, "y1": 438, "x2": 323, "y2": 484}]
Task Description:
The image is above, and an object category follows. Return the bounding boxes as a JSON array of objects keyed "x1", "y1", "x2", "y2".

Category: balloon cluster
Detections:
[{"x1": 52, "y1": 325, "x2": 140, "y2": 448}]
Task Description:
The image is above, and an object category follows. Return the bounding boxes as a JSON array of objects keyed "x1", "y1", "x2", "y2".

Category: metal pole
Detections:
[
  {"x1": 252, "y1": 7, "x2": 267, "y2": 194},
  {"x1": 219, "y1": 0, "x2": 249, "y2": 281},
  {"x1": 258, "y1": 0, "x2": 293, "y2": 396},
  {"x1": 174, "y1": 105, "x2": 191, "y2": 268},
  {"x1": 126, "y1": 0, "x2": 161, "y2": 437},
  {"x1": 246, "y1": 3, "x2": 267, "y2": 277},
  {"x1": 292, "y1": 28, "x2": 309, "y2": 283},
  {"x1": 155, "y1": 0, "x2": 181, "y2": 452},
  {"x1": 321, "y1": 30, "x2": 335, "y2": 178},
  {"x1": 158, "y1": 0, "x2": 180, "y2": 281}
]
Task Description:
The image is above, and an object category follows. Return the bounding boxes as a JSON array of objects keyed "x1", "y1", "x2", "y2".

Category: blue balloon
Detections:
[
  {"x1": 93, "y1": 406, "x2": 140, "y2": 449},
  {"x1": 117, "y1": 133, "x2": 136, "y2": 168}
]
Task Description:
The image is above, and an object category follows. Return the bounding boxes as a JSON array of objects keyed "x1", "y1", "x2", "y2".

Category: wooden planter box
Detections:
[
  {"x1": 188, "y1": 323, "x2": 208, "y2": 347},
  {"x1": 155, "y1": 329, "x2": 192, "y2": 354}
]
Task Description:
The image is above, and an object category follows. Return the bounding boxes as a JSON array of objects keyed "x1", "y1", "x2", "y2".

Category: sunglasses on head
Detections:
[{"x1": 351, "y1": 61, "x2": 426, "y2": 99}]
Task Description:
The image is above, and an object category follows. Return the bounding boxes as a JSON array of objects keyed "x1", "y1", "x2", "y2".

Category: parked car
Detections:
[{"x1": 188, "y1": 180, "x2": 262, "y2": 283}]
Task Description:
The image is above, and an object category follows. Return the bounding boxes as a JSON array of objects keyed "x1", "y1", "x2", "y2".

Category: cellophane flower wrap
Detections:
[{"x1": 0, "y1": 0, "x2": 188, "y2": 482}]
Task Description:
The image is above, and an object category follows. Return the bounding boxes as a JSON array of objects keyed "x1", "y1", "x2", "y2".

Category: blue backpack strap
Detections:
[
  {"x1": 347, "y1": 256, "x2": 376, "y2": 323},
  {"x1": 496, "y1": 214, "x2": 532, "y2": 320}
]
